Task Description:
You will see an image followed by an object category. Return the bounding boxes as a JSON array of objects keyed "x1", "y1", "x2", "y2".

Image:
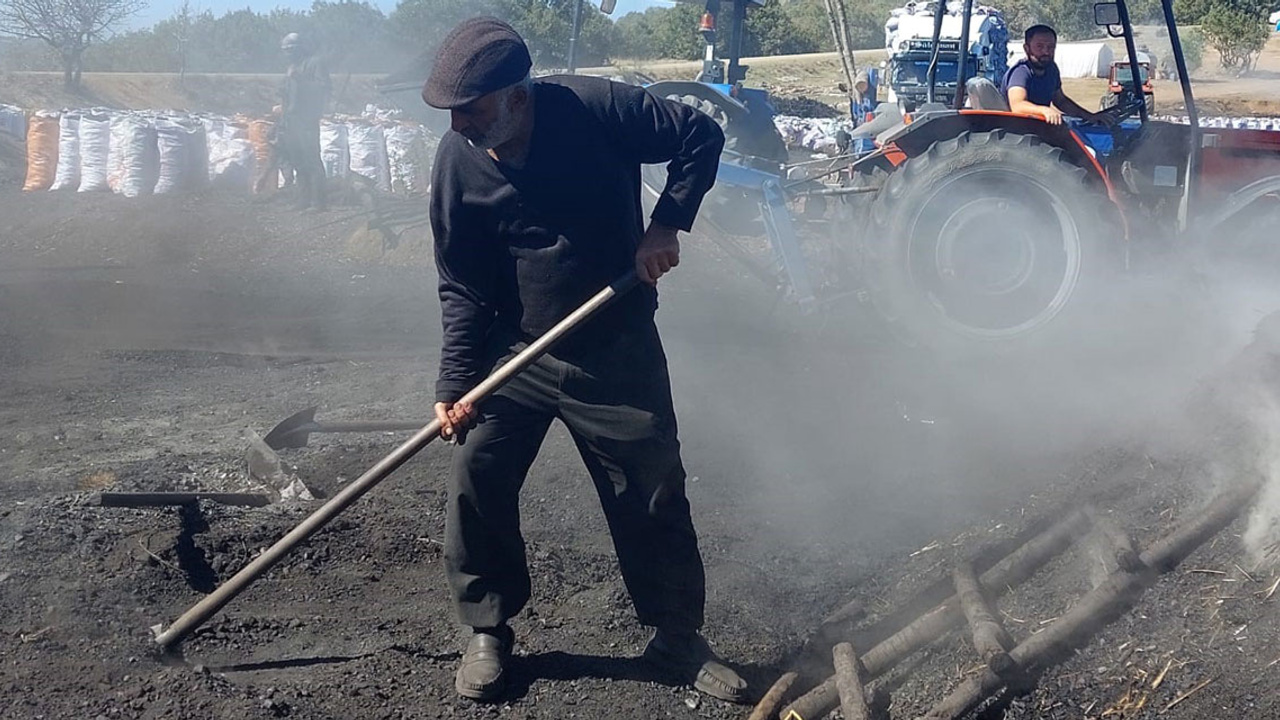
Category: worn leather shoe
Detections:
[
  {"x1": 455, "y1": 626, "x2": 514, "y2": 701},
  {"x1": 643, "y1": 629, "x2": 750, "y2": 704}
]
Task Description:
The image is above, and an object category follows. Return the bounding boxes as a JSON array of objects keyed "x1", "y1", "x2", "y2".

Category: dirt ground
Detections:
[{"x1": 4, "y1": 173, "x2": 1280, "y2": 720}]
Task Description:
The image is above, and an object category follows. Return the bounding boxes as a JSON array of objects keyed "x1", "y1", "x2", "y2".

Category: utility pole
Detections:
[
  {"x1": 823, "y1": 0, "x2": 860, "y2": 112},
  {"x1": 568, "y1": 0, "x2": 584, "y2": 73}
]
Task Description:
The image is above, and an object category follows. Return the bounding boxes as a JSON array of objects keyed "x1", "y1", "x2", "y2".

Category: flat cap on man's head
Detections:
[{"x1": 422, "y1": 17, "x2": 533, "y2": 109}]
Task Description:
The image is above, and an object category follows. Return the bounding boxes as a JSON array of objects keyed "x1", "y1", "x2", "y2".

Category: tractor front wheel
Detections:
[{"x1": 864, "y1": 130, "x2": 1118, "y2": 351}]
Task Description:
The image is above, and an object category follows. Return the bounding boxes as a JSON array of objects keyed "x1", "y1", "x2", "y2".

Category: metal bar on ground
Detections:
[
  {"x1": 921, "y1": 478, "x2": 1261, "y2": 720},
  {"x1": 152, "y1": 272, "x2": 641, "y2": 650},
  {"x1": 952, "y1": 562, "x2": 1015, "y2": 675},
  {"x1": 832, "y1": 642, "x2": 871, "y2": 720},
  {"x1": 97, "y1": 492, "x2": 272, "y2": 508},
  {"x1": 781, "y1": 510, "x2": 1091, "y2": 720}
]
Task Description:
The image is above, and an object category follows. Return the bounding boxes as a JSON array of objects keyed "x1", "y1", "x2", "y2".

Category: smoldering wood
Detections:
[
  {"x1": 920, "y1": 480, "x2": 1261, "y2": 720},
  {"x1": 850, "y1": 512, "x2": 1067, "y2": 655},
  {"x1": 952, "y1": 562, "x2": 1016, "y2": 676},
  {"x1": 833, "y1": 642, "x2": 871, "y2": 720},
  {"x1": 746, "y1": 671, "x2": 799, "y2": 720},
  {"x1": 97, "y1": 492, "x2": 272, "y2": 508},
  {"x1": 791, "y1": 598, "x2": 868, "y2": 675},
  {"x1": 782, "y1": 510, "x2": 1090, "y2": 720},
  {"x1": 1085, "y1": 506, "x2": 1145, "y2": 573},
  {"x1": 823, "y1": 598, "x2": 868, "y2": 628}
]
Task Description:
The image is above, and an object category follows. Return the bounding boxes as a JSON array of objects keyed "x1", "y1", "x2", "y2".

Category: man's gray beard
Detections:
[{"x1": 466, "y1": 99, "x2": 519, "y2": 151}]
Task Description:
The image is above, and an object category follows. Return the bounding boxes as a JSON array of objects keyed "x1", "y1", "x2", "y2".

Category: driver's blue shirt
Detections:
[{"x1": 1002, "y1": 59, "x2": 1061, "y2": 106}]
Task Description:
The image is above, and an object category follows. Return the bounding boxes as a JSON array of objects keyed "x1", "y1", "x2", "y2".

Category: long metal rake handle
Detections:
[{"x1": 154, "y1": 272, "x2": 640, "y2": 649}]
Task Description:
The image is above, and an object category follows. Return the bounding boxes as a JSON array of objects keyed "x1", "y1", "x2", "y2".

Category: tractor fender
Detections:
[
  {"x1": 879, "y1": 110, "x2": 1129, "y2": 239},
  {"x1": 885, "y1": 111, "x2": 1105, "y2": 179},
  {"x1": 1198, "y1": 174, "x2": 1280, "y2": 232}
]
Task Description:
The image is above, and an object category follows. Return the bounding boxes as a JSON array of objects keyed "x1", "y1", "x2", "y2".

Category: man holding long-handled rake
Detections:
[{"x1": 422, "y1": 15, "x2": 748, "y2": 706}]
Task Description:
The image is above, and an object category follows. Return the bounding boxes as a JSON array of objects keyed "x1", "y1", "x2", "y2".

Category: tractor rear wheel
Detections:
[{"x1": 863, "y1": 130, "x2": 1118, "y2": 351}]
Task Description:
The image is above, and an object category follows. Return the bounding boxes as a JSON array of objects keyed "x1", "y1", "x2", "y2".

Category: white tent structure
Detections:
[{"x1": 1007, "y1": 42, "x2": 1118, "y2": 78}]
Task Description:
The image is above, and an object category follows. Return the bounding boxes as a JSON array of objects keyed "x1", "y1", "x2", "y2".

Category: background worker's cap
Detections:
[
  {"x1": 280, "y1": 32, "x2": 302, "y2": 51},
  {"x1": 421, "y1": 17, "x2": 533, "y2": 109}
]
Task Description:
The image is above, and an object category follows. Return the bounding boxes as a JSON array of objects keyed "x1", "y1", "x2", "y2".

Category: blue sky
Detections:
[{"x1": 131, "y1": 0, "x2": 671, "y2": 29}]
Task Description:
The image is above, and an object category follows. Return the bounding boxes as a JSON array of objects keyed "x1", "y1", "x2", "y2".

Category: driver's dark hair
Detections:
[{"x1": 1024, "y1": 24, "x2": 1056, "y2": 43}]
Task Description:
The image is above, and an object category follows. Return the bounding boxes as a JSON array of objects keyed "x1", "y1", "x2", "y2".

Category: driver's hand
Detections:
[{"x1": 1042, "y1": 106, "x2": 1064, "y2": 125}]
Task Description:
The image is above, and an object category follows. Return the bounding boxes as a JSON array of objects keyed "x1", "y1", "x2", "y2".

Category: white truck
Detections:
[{"x1": 881, "y1": 0, "x2": 1010, "y2": 111}]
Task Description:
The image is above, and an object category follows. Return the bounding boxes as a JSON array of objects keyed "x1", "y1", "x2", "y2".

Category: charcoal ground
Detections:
[{"x1": 3, "y1": 189, "x2": 1280, "y2": 720}]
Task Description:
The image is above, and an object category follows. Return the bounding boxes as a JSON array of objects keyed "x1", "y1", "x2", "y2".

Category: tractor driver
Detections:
[{"x1": 1003, "y1": 25, "x2": 1116, "y2": 127}]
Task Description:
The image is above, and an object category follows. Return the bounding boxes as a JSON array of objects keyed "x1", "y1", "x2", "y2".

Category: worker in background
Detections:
[
  {"x1": 421, "y1": 16, "x2": 749, "y2": 707},
  {"x1": 1002, "y1": 25, "x2": 1115, "y2": 127},
  {"x1": 279, "y1": 32, "x2": 330, "y2": 211}
]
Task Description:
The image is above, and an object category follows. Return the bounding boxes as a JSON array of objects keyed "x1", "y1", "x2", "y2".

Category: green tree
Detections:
[
  {"x1": 1201, "y1": 0, "x2": 1269, "y2": 71},
  {"x1": 1173, "y1": 0, "x2": 1215, "y2": 24},
  {"x1": 308, "y1": 0, "x2": 392, "y2": 74},
  {"x1": 781, "y1": 0, "x2": 834, "y2": 52},
  {"x1": 388, "y1": 0, "x2": 616, "y2": 69},
  {"x1": 1180, "y1": 26, "x2": 1204, "y2": 72},
  {"x1": 615, "y1": 3, "x2": 703, "y2": 60},
  {"x1": 388, "y1": 0, "x2": 502, "y2": 55},
  {"x1": 739, "y1": 1, "x2": 820, "y2": 56}
]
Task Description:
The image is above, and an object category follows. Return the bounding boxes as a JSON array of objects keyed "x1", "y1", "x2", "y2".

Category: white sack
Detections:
[
  {"x1": 203, "y1": 118, "x2": 254, "y2": 190},
  {"x1": 0, "y1": 104, "x2": 25, "y2": 138},
  {"x1": 109, "y1": 114, "x2": 159, "y2": 197},
  {"x1": 347, "y1": 122, "x2": 391, "y2": 193},
  {"x1": 384, "y1": 123, "x2": 431, "y2": 195},
  {"x1": 50, "y1": 113, "x2": 81, "y2": 191},
  {"x1": 155, "y1": 119, "x2": 198, "y2": 194},
  {"x1": 77, "y1": 113, "x2": 112, "y2": 192},
  {"x1": 320, "y1": 120, "x2": 350, "y2": 178}
]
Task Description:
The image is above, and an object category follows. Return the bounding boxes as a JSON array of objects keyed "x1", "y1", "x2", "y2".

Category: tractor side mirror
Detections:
[
  {"x1": 1093, "y1": 2, "x2": 1121, "y2": 26},
  {"x1": 600, "y1": 0, "x2": 617, "y2": 14}
]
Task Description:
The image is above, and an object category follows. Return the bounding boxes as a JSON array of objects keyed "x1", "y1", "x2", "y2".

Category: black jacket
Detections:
[{"x1": 429, "y1": 74, "x2": 725, "y2": 403}]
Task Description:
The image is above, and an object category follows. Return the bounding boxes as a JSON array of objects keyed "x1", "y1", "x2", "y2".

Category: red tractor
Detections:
[
  {"x1": 651, "y1": 0, "x2": 1280, "y2": 353},
  {"x1": 1100, "y1": 60, "x2": 1154, "y2": 114}
]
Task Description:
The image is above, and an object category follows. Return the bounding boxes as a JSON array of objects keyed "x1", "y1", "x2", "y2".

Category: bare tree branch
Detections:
[{"x1": 0, "y1": 0, "x2": 146, "y2": 85}]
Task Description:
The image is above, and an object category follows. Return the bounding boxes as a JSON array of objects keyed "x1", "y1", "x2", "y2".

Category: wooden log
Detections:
[
  {"x1": 1084, "y1": 506, "x2": 1145, "y2": 573},
  {"x1": 747, "y1": 671, "x2": 798, "y2": 720},
  {"x1": 833, "y1": 642, "x2": 871, "y2": 720},
  {"x1": 97, "y1": 492, "x2": 272, "y2": 508},
  {"x1": 951, "y1": 562, "x2": 1016, "y2": 676},
  {"x1": 792, "y1": 598, "x2": 867, "y2": 673},
  {"x1": 823, "y1": 598, "x2": 867, "y2": 628},
  {"x1": 920, "y1": 479, "x2": 1261, "y2": 720},
  {"x1": 850, "y1": 515, "x2": 1064, "y2": 655},
  {"x1": 781, "y1": 510, "x2": 1090, "y2": 720}
]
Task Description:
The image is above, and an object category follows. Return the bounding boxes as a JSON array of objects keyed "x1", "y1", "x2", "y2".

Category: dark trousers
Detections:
[
  {"x1": 280, "y1": 120, "x2": 325, "y2": 209},
  {"x1": 444, "y1": 322, "x2": 706, "y2": 632}
]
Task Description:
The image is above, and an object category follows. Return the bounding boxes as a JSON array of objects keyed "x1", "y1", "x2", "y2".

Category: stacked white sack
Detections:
[{"x1": 50, "y1": 112, "x2": 81, "y2": 191}]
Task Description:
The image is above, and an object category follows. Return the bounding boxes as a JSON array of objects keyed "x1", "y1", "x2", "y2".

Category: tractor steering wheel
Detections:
[
  {"x1": 1095, "y1": 98, "x2": 1145, "y2": 159},
  {"x1": 1098, "y1": 96, "x2": 1144, "y2": 125}
]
